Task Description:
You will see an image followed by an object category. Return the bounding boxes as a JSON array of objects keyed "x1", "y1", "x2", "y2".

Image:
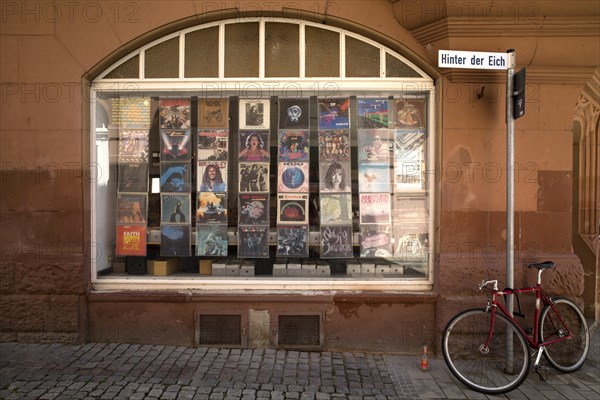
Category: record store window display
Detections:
[{"x1": 98, "y1": 94, "x2": 431, "y2": 280}]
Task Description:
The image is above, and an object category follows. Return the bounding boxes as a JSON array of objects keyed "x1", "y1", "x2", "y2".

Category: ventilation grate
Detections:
[
  {"x1": 278, "y1": 315, "x2": 321, "y2": 346},
  {"x1": 198, "y1": 315, "x2": 241, "y2": 345}
]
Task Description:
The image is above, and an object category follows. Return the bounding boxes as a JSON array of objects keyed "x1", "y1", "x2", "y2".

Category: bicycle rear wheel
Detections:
[
  {"x1": 539, "y1": 297, "x2": 589, "y2": 372},
  {"x1": 442, "y1": 309, "x2": 531, "y2": 394}
]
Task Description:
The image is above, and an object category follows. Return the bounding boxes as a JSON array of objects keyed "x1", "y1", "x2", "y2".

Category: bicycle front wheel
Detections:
[
  {"x1": 539, "y1": 297, "x2": 589, "y2": 372},
  {"x1": 442, "y1": 309, "x2": 531, "y2": 394}
]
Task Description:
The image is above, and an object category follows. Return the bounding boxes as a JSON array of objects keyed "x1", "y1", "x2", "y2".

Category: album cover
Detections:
[
  {"x1": 118, "y1": 130, "x2": 149, "y2": 163},
  {"x1": 320, "y1": 194, "x2": 353, "y2": 225},
  {"x1": 161, "y1": 194, "x2": 191, "y2": 224},
  {"x1": 160, "y1": 130, "x2": 191, "y2": 161},
  {"x1": 358, "y1": 163, "x2": 391, "y2": 193},
  {"x1": 392, "y1": 195, "x2": 428, "y2": 225},
  {"x1": 358, "y1": 129, "x2": 391, "y2": 162},
  {"x1": 239, "y1": 130, "x2": 270, "y2": 161},
  {"x1": 394, "y1": 130, "x2": 426, "y2": 191},
  {"x1": 196, "y1": 225, "x2": 228, "y2": 256},
  {"x1": 277, "y1": 162, "x2": 309, "y2": 193},
  {"x1": 276, "y1": 226, "x2": 309, "y2": 257},
  {"x1": 196, "y1": 192, "x2": 228, "y2": 224},
  {"x1": 197, "y1": 161, "x2": 228, "y2": 192},
  {"x1": 197, "y1": 130, "x2": 229, "y2": 161},
  {"x1": 319, "y1": 161, "x2": 351, "y2": 193},
  {"x1": 320, "y1": 225, "x2": 353, "y2": 259},
  {"x1": 160, "y1": 99, "x2": 191, "y2": 130},
  {"x1": 358, "y1": 98, "x2": 389, "y2": 129},
  {"x1": 279, "y1": 98, "x2": 310, "y2": 129},
  {"x1": 111, "y1": 97, "x2": 151, "y2": 128},
  {"x1": 239, "y1": 193, "x2": 269, "y2": 225},
  {"x1": 277, "y1": 194, "x2": 309, "y2": 224},
  {"x1": 117, "y1": 193, "x2": 147, "y2": 224},
  {"x1": 160, "y1": 162, "x2": 191, "y2": 193},
  {"x1": 359, "y1": 193, "x2": 391, "y2": 224},
  {"x1": 160, "y1": 225, "x2": 191, "y2": 257},
  {"x1": 318, "y1": 130, "x2": 350, "y2": 161},
  {"x1": 239, "y1": 99, "x2": 270, "y2": 129},
  {"x1": 394, "y1": 98, "x2": 426, "y2": 129},
  {"x1": 118, "y1": 163, "x2": 149, "y2": 193},
  {"x1": 318, "y1": 98, "x2": 350, "y2": 129},
  {"x1": 393, "y1": 224, "x2": 429, "y2": 263},
  {"x1": 360, "y1": 225, "x2": 393, "y2": 258},
  {"x1": 278, "y1": 130, "x2": 309, "y2": 161},
  {"x1": 116, "y1": 225, "x2": 147, "y2": 256},
  {"x1": 238, "y1": 225, "x2": 269, "y2": 258},
  {"x1": 198, "y1": 98, "x2": 229, "y2": 128},
  {"x1": 239, "y1": 162, "x2": 269, "y2": 193}
]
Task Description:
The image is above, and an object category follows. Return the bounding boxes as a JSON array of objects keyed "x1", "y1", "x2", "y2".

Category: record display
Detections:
[
  {"x1": 394, "y1": 99, "x2": 426, "y2": 129},
  {"x1": 320, "y1": 194, "x2": 353, "y2": 225},
  {"x1": 116, "y1": 225, "x2": 147, "y2": 256},
  {"x1": 239, "y1": 99, "x2": 270, "y2": 130},
  {"x1": 358, "y1": 98, "x2": 389, "y2": 129},
  {"x1": 160, "y1": 130, "x2": 191, "y2": 161},
  {"x1": 358, "y1": 163, "x2": 391, "y2": 193},
  {"x1": 277, "y1": 162, "x2": 309, "y2": 192},
  {"x1": 319, "y1": 161, "x2": 351, "y2": 193},
  {"x1": 196, "y1": 225, "x2": 228, "y2": 256},
  {"x1": 239, "y1": 163, "x2": 269, "y2": 193},
  {"x1": 161, "y1": 194, "x2": 191, "y2": 224},
  {"x1": 277, "y1": 194, "x2": 309, "y2": 224},
  {"x1": 359, "y1": 225, "x2": 393, "y2": 258},
  {"x1": 160, "y1": 163, "x2": 191, "y2": 192},
  {"x1": 238, "y1": 226, "x2": 269, "y2": 258},
  {"x1": 279, "y1": 98, "x2": 309, "y2": 129},
  {"x1": 160, "y1": 225, "x2": 191, "y2": 257},
  {"x1": 278, "y1": 130, "x2": 309, "y2": 161},
  {"x1": 197, "y1": 130, "x2": 228, "y2": 161},
  {"x1": 160, "y1": 99, "x2": 191, "y2": 130},
  {"x1": 196, "y1": 192, "x2": 228, "y2": 224},
  {"x1": 118, "y1": 130, "x2": 149, "y2": 163},
  {"x1": 198, "y1": 99, "x2": 229, "y2": 128},
  {"x1": 118, "y1": 163, "x2": 149, "y2": 193},
  {"x1": 239, "y1": 130, "x2": 270, "y2": 162},
  {"x1": 276, "y1": 226, "x2": 309, "y2": 257},
  {"x1": 318, "y1": 98, "x2": 350, "y2": 129},
  {"x1": 239, "y1": 193, "x2": 269, "y2": 225},
  {"x1": 318, "y1": 130, "x2": 350, "y2": 161},
  {"x1": 117, "y1": 193, "x2": 147, "y2": 224},
  {"x1": 320, "y1": 225, "x2": 353, "y2": 259},
  {"x1": 197, "y1": 161, "x2": 227, "y2": 192},
  {"x1": 358, "y1": 129, "x2": 391, "y2": 162},
  {"x1": 359, "y1": 193, "x2": 391, "y2": 224}
]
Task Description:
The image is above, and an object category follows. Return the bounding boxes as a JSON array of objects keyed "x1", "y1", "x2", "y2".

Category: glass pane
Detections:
[
  {"x1": 305, "y1": 26, "x2": 339, "y2": 77},
  {"x1": 345, "y1": 36, "x2": 379, "y2": 77},
  {"x1": 185, "y1": 27, "x2": 219, "y2": 78},
  {"x1": 386, "y1": 53, "x2": 421, "y2": 78},
  {"x1": 225, "y1": 23, "x2": 259, "y2": 77},
  {"x1": 265, "y1": 22, "x2": 299, "y2": 77},
  {"x1": 105, "y1": 55, "x2": 139, "y2": 79},
  {"x1": 145, "y1": 37, "x2": 179, "y2": 78}
]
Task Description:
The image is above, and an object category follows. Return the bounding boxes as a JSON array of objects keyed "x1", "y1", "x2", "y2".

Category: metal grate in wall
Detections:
[
  {"x1": 198, "y1": 315, "x2": 242, "y2": 345},
  {"x1": 278, "y1": 315, "x2": 321, "y2": 346}
]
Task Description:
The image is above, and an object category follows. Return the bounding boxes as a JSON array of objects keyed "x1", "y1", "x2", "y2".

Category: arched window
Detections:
[{"x1": 91, "y1": 18, "x2": 435, "y2": 291}]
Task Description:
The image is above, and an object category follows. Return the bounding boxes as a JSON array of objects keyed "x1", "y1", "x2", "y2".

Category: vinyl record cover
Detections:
[
  {"x1": 319, "y1": 161, "x2": 351, "y2": 193},
  {"x1": 160, "y1": 99, "x2": 191, "y2": 130},
  {"x1": 118, "y1": 130, "x2": 149, "y2": 163},
  {"x1": 320, "y1": 194, "x2": 353, "y2": 225},
  {"x1": 276, "y1": 225, "x2": 309, "y2": 257},
  {"x1": 359, "y1": 225, "x2": 393, "y2": 258},
  {"x1": 196, "y1": 192, "x2": 228, "y2": 224},
  {"x1": 358, "y1": 129, "x2": 391, "y2": 162},
  {"x1": 118, "y1": 163, "x2": 149, "y2": 193},
  {"x1": 239, "y1": 99, "x2": 270, "y2": 129},
  {"x1": 277, "y1": 194, "x2": 309, "y2": 224},
  {"x1": 239, "y1": 130, "x2": 270, "y2": 162},
  {"x1": 392, "y1": 195, "x2": 428, "y2": 225},
  {"x1": 318, "y1": 98, "x2": 350, "y2": 129},
  {"x1": 160, "y1": 162, "x2": 191, "y2": 193},
  {"x1": 117, "y1": 193, "x2": 147, "y2": 224},
  {"x1": 197, "y1": 130, "x2": 229, "y2": 161},
  {"x1": 393, "y1": 224, "x2": 429, "y2": 263},
  {"x1": 239, "y1": 162, "x2": 269, "y2": 193},
  {"x1": 358, "y1": 163, "x2": 391, "y2": 193},
  {"x1": 116, "y1": 225, "x2": 147, "y2": 256},
  {"x1": 160, "y1": 225, "x2": 191, "y2": 257},
  {"x1": 238, "y1": 225, "x2": 269, "y2": 258},
  {"x1": 277, "y1": 162, "x2": 309, "y2": 193},
  {"x1": 394, "y1": 98, "x2": 426, "y2": 129},
  {"x1": 111, "y1": 97, "x2": 151, "y2": 128},
  {"x1": 318, "y1": 130, "x2": 350, "y2": 161},
  {"x1": 320, "y1": 225, "x2": 353, "y2": 259},
  {"x1": 239, "y1": 193, "x2": 269, "y2": 225},
  {"x1": 196, "y1": 225, "x2": 228, "y2": 256},
  {"x1": 198, "y1": 98, "x2": 229, "y2": 128},
  {"x1": 161, "y1": 194, "x2": 191, "y2": 224},
  {"x1": 278, "y1": 98, "x2": 310, "y2": 129},
  {"x1": 160, "y1": 130, "x2": 191, "y2": 161},
  {"x1": 394, "y1": 130, "x2": 425, "y2": 191},
  {"x1": 278, "y1": 130, "x2": 309, "y2": 161},
  {"x1": 197, "y1": 161, "x2": 228, "y2": 192},
  {"x1": 359, "y1": 193, "x2": 391, "y2": 224},
  {"x1": 358, "y1": 98, "x2": 389, "y2": 128}
]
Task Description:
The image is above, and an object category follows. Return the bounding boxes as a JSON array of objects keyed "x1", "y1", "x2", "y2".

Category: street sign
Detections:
[
  {"x1": 513, "y1": 68, "x2": 526, "y2": 119},
  {"x1": 438, "y1": 50, "x2": 509, "y2": 70}
]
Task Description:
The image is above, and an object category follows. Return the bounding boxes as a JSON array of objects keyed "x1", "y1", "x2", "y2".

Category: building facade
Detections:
[{"x1": 1, "y1": 0, "x2": 598, "y2": 353}]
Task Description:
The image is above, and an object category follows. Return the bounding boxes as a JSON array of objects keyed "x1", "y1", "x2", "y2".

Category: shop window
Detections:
[
  {"x1": 92, "y1": 19, "x2": 434, "y2": 290},
  {"x1": 305, "y1": 26, "x2": 340, "y2": 78},
  {"x1": 145, "y1": 37, "x2": 179, "y2": 78},
  {"x1": 104, "y1": 55, "x2": 139, "y2": 79}
]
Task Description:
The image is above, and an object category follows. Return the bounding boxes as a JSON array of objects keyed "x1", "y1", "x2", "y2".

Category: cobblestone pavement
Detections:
[{"x1": 0, "y1": 326, "x2": 598, "y2": 400}]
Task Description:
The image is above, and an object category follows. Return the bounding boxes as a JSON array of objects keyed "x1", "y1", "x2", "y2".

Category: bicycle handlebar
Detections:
[{"x1": 479, "y1": 279, "x2": 498, "y2": 291}]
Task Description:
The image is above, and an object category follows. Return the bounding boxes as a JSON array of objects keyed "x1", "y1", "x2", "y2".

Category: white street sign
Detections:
[{"x1": 438, "y1": 50, "x2": 509, "y2": 70}]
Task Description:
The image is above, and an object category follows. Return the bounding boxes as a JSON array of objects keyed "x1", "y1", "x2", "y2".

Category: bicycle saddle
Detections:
[{"x1": 528, "y1": 261, "x2": 555, "y2": 270}]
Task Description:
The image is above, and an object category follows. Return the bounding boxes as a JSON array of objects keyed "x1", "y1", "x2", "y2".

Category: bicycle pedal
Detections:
[{"x1": 534, "y1": 366, "x2": 549, "y2": 382}]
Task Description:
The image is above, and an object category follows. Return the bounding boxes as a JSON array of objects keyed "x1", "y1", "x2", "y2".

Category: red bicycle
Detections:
[{"x1": 442, "y1": 261, "x2": 590, "y2": 394}]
